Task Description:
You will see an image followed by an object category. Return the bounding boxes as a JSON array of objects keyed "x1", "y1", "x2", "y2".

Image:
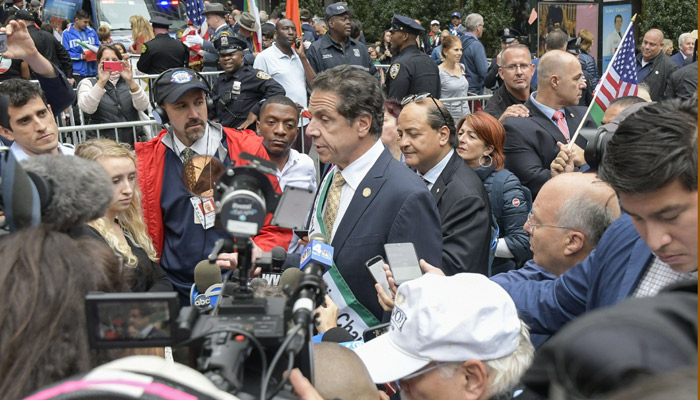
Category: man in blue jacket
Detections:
[
  {"x1": 494, "y1": 98, "x2": 697, "y2": 336},
  {"x1": 61, "y1": 9, "x2": 99, "y2": 83},
  {"x1": 460, "y1": 13, "x2": 488, "y2": 95}
]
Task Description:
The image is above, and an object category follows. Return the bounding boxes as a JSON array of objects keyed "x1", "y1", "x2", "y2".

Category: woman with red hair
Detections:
[{"x1": 457, "y1": 111, "x2": 532, "y2": 273}]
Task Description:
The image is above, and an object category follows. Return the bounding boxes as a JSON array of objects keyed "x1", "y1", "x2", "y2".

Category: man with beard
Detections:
[
  {"x1": 135, "y1": 68, "x2": 292, "y2": 303},
  {"x1": 212, "y1": 35, "x2": 285, "y2": 130}
]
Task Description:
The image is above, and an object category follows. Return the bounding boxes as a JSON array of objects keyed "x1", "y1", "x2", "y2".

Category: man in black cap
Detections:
[
  {"x1": 134, "y1": 67, "x2": 291, "y2": 302},
  {"x1": 386, "y1": 14, "x2": 440, "y2": 101},
  {"x1": 137, "y1": 16, "x2": 187, "y2": 74},
  {"x1": 185, "y1": 3, "x2": 235, "y2": 72},
  {"x1": 484, "y1": 27, "x2": 521, "y2": 90},
  {"x1": 305, "y1": 2, "x2": 376, "y2": 76},
  {"x1": 212, "y1": 35, "x2": 285, "y2": 130}
]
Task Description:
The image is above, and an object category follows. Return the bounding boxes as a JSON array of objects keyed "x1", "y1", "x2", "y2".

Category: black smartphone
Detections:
[
  {"x1": 293, "y1": 229, "x2": 309, "y2": 238},
  {"x1": 384, "y1": 242, "x2": 422, "y2": 286},
  {"x1": 362, "y1": 322, "x2": 390, "y2": 342},
  {"x1": 0, "y1": 33, "x2": 7, "y2": 53}
]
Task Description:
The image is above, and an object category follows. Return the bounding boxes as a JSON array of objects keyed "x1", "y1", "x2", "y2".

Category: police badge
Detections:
[
  {"x1": 353, "y1": 48, "x2": 360, "y2": 57},
  {"x1": 389, "y1": 63, "x2": 401, "y2": 79}
]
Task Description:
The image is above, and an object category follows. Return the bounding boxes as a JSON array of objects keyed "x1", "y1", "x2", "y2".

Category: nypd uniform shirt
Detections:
[
  {"x1": 213, "y1": 66, "x2": 286, "y2": 129},
  {"x1": 386, "y1": 44, "x2": 441, "y2": 100},
  {"x1": 305, "y1": 34, "x2": 377, "y2": 75},
  {"x1": 137, "y1": 33, "x2": 188, "y2": 74}
]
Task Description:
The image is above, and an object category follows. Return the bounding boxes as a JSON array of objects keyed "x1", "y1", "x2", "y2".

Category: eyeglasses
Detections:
[
  {"x1": 401, "y1": 362, "x2": 452, "y2": 381},
  {"x1": 526, "y1": 211, "x2": 578, "y2": 235},
  {"x1": 401, "y1": 92, "x2": 450, "y2": 129},
  {"x1": 500, "y1": 63, "x2": 532, "y2": 72}
]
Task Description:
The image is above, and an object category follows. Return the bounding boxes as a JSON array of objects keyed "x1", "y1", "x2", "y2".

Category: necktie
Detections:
[
  {"x1": 552, "y1": 111, "x2": 570, "y2": 142},
  {"x1": 181, "y1": 147, "x2": 197, "y2": 165},
  {"x1": 323, "y1": 171, "x2": 345, "y2": 239}
]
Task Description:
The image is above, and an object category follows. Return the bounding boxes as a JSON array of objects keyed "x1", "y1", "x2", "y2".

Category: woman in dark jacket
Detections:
[
  {"x1": 77, "y1": 44, "x2": 149, "y2": 146},
  {"x1": 578, "y1": 30, "x2": 599, "y2": 88},
  {"x1": 456, "y1": 111, "x2": 532, "y2": 274}
]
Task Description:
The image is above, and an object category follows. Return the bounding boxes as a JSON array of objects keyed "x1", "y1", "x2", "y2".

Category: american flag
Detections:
[
  {"x1": 186, "y1": 0, "x2": 205, "y2": 26},
  {"x1": 594, "y1": 24, "x2": 638, "y2": 112}
]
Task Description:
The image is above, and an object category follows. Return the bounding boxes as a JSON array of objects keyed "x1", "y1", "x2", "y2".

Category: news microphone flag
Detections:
[
  {"x1": 186, "y1": 0, "x2": 205, "y2": 26},
  {"x1": 300, "y1": 240, "x2": 334, "y2": 272},
  {"x1": 590, "y1": 15, "x2": 638, "y2": 125}
]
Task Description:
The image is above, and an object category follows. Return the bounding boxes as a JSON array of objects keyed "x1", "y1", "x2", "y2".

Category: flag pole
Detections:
[{"x1": 568, "y1": 13, "x2": 637, "y2": 149}]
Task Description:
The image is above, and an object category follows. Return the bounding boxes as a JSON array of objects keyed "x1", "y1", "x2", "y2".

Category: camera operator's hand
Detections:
[
  {"x1": 297, "y1": 235, "x2": 309, "y2": 247},
  {"x1": 314, "y1": 294, "x2": 338, "y2": 333},
  {"x1": 216, "y1": 241, "x2": 263, "y2": 276},
  {"x1": 551, "y1": 142, "x2": 576, "y2": 178},
  {"x1": 288, "y1": 368, "x2": 323, "y2": 400}
]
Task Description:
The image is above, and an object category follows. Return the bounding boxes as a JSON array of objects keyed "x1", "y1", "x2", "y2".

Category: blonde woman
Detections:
[
  {"x1": 129, "y1": 15, "x2": 154, "y2": 54},
  {"x1": 76, "y1": 139, "x2": 173, "y2": 293}
]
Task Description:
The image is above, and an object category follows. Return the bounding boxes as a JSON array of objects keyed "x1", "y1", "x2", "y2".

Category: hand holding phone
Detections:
[
  {"x1": 0, "y1": 33, "x2": 7, "y2": 53},
  {"x1": 103, "y1": 61, "x2": 123, "y2": 72},
  {"x1": 365, "y1": 255, "x2": 391, "y2": 297}
]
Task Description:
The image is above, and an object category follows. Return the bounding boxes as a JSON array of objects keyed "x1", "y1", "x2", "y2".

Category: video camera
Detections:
[
  {"x1": 86, "y1": 153, "x2": 319, "y2": 399},
  {"x1": 579, "y1": 127, "x2": 614, "y2": 171}
]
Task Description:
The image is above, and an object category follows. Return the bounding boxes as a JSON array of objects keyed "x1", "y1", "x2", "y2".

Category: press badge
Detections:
[
  {"x1": 191, "y1": 196, "x2": 216, "y2": 229},
  {"x1": 231, "y1": 81, "x2": 242, "y2": 95}
]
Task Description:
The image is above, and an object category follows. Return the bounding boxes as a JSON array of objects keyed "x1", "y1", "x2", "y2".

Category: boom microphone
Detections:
[
  {"x1": 190, "y1": 260, "x2": 223, "y2": 309},
  {"x1": 18, "y1": 155, "x2": 112, "y2": 232}
]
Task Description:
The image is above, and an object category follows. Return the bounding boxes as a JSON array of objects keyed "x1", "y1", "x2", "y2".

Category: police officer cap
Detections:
[
  {"x1": 498, "y1": 27, "x2": 521, "y2": 43},
  {"x1": 325, "y1": 2, "x2": 353, "y2": 21},
  {"x1": 390, "y1": 15, "x2": 424, "y2": 36},
  {"x1": 567, "y1": 36, "x2": 582, "y2": 55},
  {"x1": 201, "y1": 2, "x2": 227, "y2": 16},
  {"x1": 150, "y1": 16, "x2": 173, "y2": 29},
  {"x1": 215, "y1": 35, "x2": 247, "y2": 55},
  {"x1": 155, "y1": 69, "x2": 210, "y2": 104}
]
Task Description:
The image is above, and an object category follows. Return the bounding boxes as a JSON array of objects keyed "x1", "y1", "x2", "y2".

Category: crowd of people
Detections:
[{"x1": 0, "y1": 1, "x2": 697, "y2": 399}]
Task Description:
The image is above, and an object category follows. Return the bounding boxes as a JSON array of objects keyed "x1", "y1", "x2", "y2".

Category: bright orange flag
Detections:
[{"x1": 286, "y1": 0, "x2": 302, "y2": 40}]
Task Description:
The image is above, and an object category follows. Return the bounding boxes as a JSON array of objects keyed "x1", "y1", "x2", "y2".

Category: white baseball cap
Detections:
[
  {"x1": 430, "y1": 20, "x2": 440, "y2": 26},
  {"x1": 354, "y1": 273, "x2": 521, "y2": 384}
]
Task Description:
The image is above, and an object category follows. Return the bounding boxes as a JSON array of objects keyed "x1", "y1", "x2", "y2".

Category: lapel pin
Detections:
[
  {"x1": 362, "y1": 188, "x2": 371, "y2": 197},
  {"x1": 436, "y1": 188, "x2": 440, "y2": 193},
  {"x1": 569, "y1": 113, "x2": 574, "y2": 118}
]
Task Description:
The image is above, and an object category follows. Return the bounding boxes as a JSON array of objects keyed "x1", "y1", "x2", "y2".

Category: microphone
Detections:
[
  {"x1": 258, "y1": 246, "x2": 288, "y2": 286},
  {"x1": 190, "y1": 260, "x2": 223, "y2": 309},
  {"x1": 3, "y1": 154, "x2": 112, "y2": 232},
  {"x1": 271, "y1": 246, "x2": 287, "y2": 271},
  {"x1": 292, "y1": 233, "x2": 334, "y2": 329},
  {"x1": 279, "y1": 267, "x2": 303, "y2": 294}
]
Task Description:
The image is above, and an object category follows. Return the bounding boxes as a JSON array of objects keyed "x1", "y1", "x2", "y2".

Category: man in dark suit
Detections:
[
  {"x1": 635, "y1": 29, "x2": 679, "y2": 101},
  {"x1": 398, "y1": 95, "x2": 491, "y2": 276},
  {"x1": 301, "y1": 65, "x2": 443, "y2": 339},
  {"x1": 503, "y1": 50, "x2": 596, "y2": 198}
]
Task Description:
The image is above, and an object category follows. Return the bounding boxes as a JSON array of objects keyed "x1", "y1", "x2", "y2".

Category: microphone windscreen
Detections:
[
  {"x1": 194, "y1": 260, "x2": 222, "y2": 293},
  {"x1": 321, "y1": 327, "x2": 354, "y2": 343},
  {"x1": 309, "y1": 232, "x2": 327, "y2": 243},
  {"x1": 271, "y1": 246, "x2": 287, "y2": 264},
  {"x1": 21, "y1": 155, "x2": 112, "y2": 231},
  {"x1": 279, "y1": 267, "x2": 303, "y2": 290}
]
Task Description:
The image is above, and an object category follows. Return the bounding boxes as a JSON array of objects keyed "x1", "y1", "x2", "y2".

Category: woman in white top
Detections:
[
  {"x1": 77, "y1": 44, "x2": 149, "y2": 146},
  {"x1": 438, "y1": 35, "x2": 470, "y2": 121}
]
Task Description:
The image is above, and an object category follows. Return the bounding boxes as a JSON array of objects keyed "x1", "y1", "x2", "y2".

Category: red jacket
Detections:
[{"x1": 135, "y1": 126, "x2": 292, "y2": 257}]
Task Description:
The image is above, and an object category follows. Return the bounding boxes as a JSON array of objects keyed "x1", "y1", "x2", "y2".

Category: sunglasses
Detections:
[{"x1": 401, "y1": 92, "x2": 450, "y2": 129}]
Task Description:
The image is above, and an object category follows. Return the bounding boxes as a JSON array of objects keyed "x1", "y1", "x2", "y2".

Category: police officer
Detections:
[
  {"x1": 213, "y1": 36, "x2": 285, "y2": 130},
  {"x1": 386, "y1": 15, "x2": 440, "y2": 101},
  {"x1": 185, "y1": 3, "x2": 235, "y2": 72},
  {"x1": 305, "y1": 2, "x2": 376, "y2": 75},
  {"x1": 137, "y1": 17, "x2": 188, "y2": 74}
]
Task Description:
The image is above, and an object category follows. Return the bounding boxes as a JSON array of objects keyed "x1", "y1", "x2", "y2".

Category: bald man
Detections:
[
  {"x1": 313, "y1": 342, "x2": 388, "y2": 400},
  {"x1": 635, "y1": 29, "x2": 679, "y2": 101},
  {"x1": 502, "y1": 50, "x2": 597, "y2": 198}
]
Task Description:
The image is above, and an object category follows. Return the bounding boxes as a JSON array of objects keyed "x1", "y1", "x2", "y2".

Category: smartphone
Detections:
[
  {"x1": 271, "y1": 186, "x2": 315, "y2": 230},
  {"x1": 365, "y1": 255, "x2": 391, "y2": 296},
  {"x1": 0, "y1": 33, "x2": 6, "y2": 53},
  {"x1": 362, "y1": 322, "x2": 390, "y2": 342},
  {"x1": 103, "y1": 61, "x2": 123, "y2": 72},
  {"x1": 293, "y1": 229, "x2": 309, "y2": 238},
  {"x1": 384, "y1": 243, "x2": 422, "y2": 286}
]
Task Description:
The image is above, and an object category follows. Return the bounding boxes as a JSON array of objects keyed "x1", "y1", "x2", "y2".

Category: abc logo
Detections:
[{"x1": 194, "y1": 294, "x2": 211, "y2": 307}]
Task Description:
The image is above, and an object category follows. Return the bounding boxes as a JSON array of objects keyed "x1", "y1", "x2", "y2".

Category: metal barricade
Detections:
[{"x1": 58, "y1": 120, "x2": 163, "y2": 145}]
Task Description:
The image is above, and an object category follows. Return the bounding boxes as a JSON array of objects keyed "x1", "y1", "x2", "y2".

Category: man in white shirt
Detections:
[
  {"x1": 254, "y1": 18, "x2": 316, "y2": 123},
  {"x1": 603, "y1": 14, "x2": 623, "y2": 57},
  {"x1": 0, "y1": 80, "x2": 74, "y2": 162}
]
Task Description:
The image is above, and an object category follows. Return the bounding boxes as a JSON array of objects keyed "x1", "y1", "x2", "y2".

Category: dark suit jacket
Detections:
[
  {"x1": 285, "y1": 149, "x2": 443, "y2": 323},
  {"x1": 431, "y1": 152, "x2": 491, "y2": 276},
  {"x1": 503, "y1": 100, "x2": 595, "y2": 198},
  {"x1": 637, "y1": 52, "x2": 679, "y2": 101}
]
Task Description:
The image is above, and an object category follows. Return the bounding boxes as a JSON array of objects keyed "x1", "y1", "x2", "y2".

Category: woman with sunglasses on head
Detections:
[
  {"x1": 76, "y1": 139, "x2": 173, "y2": 293},
  {"x1": 438, "y1": 35, "x2": 470, "y2": 121},
  {"x1": 457, "y1": 112, "x2": 532, "y2": 274}
]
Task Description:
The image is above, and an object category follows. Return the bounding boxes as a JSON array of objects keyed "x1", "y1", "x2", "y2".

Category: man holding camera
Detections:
[
  {"x1": 212, "y1": 35, "x2": 285, "y2": 130},
  {"x1": 135, "y1": 68, "x2": 291, "y2": 302}
]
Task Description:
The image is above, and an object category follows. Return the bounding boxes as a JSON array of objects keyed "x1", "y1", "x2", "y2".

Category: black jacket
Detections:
[
  {"x1": 27, "y1": 25, "x2": 72, "y2": 77},
  {"x1": 636, "y1": 52, "x2": 679, "y2": 101},
  {"x1": 137, "y1": 33, "x2": 188, "y2": 74}
]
